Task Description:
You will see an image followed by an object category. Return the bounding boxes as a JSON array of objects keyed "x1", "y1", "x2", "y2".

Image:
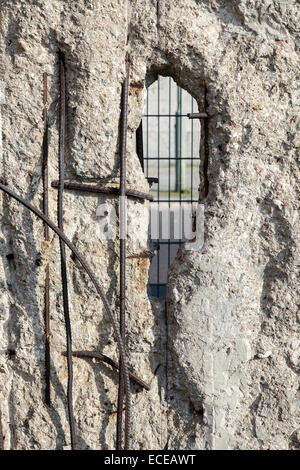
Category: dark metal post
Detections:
[{"x1": 175, "y1": 87, "x2": 186, "y2": 192}]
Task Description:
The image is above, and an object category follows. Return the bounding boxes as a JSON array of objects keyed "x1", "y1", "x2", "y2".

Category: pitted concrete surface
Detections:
[{"x1": 0, "y1": 0, "x2": 299, "y2": 449}]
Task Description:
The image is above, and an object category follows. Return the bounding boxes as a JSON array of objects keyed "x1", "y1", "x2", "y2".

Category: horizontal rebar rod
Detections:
[
  {"x1": 62, "y1": 351, "x2": 150, "y2": 391},
  {"x1": 187, "y1": 112, "x2": 208, "y2": 119},
  {"x1": 127, "y1": 250, "x2": 156, "y2": 259},
  {"x1": 51, "y1": 181, "x2": 153, "y2": 202}
]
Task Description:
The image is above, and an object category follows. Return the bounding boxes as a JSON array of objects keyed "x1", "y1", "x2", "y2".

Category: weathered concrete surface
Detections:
[{"x1": 0, "y1": 0, "x2": 299, "y2": 450}]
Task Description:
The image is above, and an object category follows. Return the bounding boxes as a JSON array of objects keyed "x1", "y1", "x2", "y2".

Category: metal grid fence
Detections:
[{"x1": 141, "y1": 76, "x2": 201, "y2": 298}]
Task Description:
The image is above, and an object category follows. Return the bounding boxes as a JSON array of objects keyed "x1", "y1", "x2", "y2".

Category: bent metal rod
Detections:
[{"x1": 0, "y1": 180, "x2": 131, "y2": 449}]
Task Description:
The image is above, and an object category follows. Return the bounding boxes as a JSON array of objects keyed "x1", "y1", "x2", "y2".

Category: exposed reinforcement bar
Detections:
[
  {"x1": 51, "y1": 180, "x2": 153, "y2": 202},
  {"x1": 62, "y1": 351, "x2": 150, "y2": 391}
]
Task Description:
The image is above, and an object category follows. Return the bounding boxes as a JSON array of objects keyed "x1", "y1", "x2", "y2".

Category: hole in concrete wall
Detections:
[{"x1": 137, "y1": 76, "x2": 201, "y2": 299}]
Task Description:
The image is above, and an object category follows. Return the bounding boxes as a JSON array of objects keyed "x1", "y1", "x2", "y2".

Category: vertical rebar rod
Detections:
[
  {"x1": 43, "y1": 73, "x2": 49, "y2": 242},
  {"x1": 58, "y1": 51, "x2": 76, "y2": 450},
  {"x1": 116, "y1": 57, "x2": 131, "y2": 450},
  {"x1": 42, "y1": 72, "x2": 51, "y2": 407},
  {"x1": 175, "y1": 87, "x2": 183, "y2": 237}
]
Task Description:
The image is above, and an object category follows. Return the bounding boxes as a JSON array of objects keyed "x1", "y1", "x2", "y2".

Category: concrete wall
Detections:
[{"x1": 0, "y1": 0, "x2": 299, "y2": 450}]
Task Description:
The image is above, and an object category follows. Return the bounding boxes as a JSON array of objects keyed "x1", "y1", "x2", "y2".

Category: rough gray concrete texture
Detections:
[{"x1": 0, "y1": 0, "x2": 299, "y2": 450}]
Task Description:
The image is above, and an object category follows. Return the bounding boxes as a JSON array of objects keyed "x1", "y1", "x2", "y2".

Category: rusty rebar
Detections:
[
  {"x1": 187, "y1": 112, "x2": 208, "y2": 119},
  {"x1": 62, "y1": 351, "x2": 150, "y2": 391},
  {"x1": 42, "y1": 72, "x2": 51, "y2": 407},
  {"x1": 43, "y1": 73, "x2": 49, "y2": 242},
  {"x1": 116, "y1": 57, "x2": 130, "y2": 451},
  {"x1": 51, "y1": 181, "x2": 153, "y2": 202},
  {"x1": 44, "y1": 264, "x2": 50, "y2": 405},
  {"x1": 0, "y1": 181, "x2": 131, "y2": 451},
  {"x1": 127, "y1": 249, "x2": 156, "y2": 259},
  {"x1": 58, "y1": 50, "x2": 76, "y2": 449}
]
